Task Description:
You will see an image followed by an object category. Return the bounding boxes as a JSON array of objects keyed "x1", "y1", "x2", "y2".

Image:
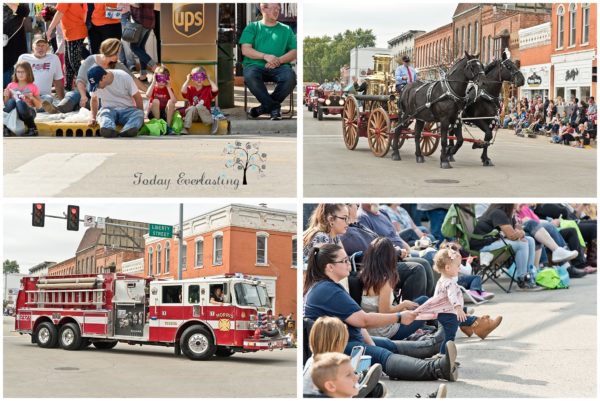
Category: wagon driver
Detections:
[{"x1": 395, "y1": 55, "x2": 417, "y2": 93}]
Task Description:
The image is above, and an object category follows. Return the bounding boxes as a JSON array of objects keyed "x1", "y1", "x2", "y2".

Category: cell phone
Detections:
[{"x1": 350, "y1": 345, "x2": 364, "y2": 371}]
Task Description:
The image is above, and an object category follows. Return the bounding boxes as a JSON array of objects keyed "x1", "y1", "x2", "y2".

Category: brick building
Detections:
[
  {"x1": 519, "y1": 22, "x2": 552, "y2": 100},
  {"x1": 550, "y1": 3, "x2": 596, "y2": 102},
  {"x1": 144, "y1": 204, "x2": 297, "y2": 316},
  {"x1": 414, "y1": 24, "x2": 453, "y2": 80},
  {"x1": 48, "y1": 226, "x2": 144, "y2": 276},
  {"x1": 388, "y1": 30, "x2": 426, "y2": 70}
]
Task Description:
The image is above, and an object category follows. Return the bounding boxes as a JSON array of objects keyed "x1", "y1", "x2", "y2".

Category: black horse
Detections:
[
  {"x1": 447, "y1": 57, "x2": 525, "y2": 166},
  {"x1": 393, "y1": 52, "x2": 484, "y2": 169}
]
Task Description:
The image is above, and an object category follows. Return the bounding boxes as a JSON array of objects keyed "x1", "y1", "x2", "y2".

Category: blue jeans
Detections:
[
  {"x1": 4, "y1": 98, "x2": 36, "y2": 128},
  {"x1": 130, "y1": 26, "x2": 156, "y2": 74},
  {"x1": 243, "y1": 65, "x2": 296, "y2": 113},
  {"x1": 437, "y1": 313, "x2": 477, "y2": 354},
  {"x1": 97, "y1": 107, "x2": 144, "y2": 133},
  {"x1": 345, "y1": 336, "x2": 397, "y2": 367},
  {"x1": 55, "y1": 90, "x2": 89, "y2": 113},
  {"x1": 458, "y1": 274, "x2": 483, "y2": 292},
  {"x1": 390, "y1": 295, "x2": 428, "y2": 340},
  {"x1": 423, "y1": 209, "x2": 448, "y2": 243},
  {"x1": 480, "y1": 236, "x2": 535, "y2": 278}
]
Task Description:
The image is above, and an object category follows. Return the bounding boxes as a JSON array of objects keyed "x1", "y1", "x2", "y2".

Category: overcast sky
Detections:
[
  {"x1": 3, "y1": 202, "x2": 296, "y2": 274},
  {"x1": 303, "y1": 1, "x2": 458, "y2": 48}
]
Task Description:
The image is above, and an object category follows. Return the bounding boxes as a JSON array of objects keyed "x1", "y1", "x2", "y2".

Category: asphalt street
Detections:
[
  {"x1": 4, "y1": 132, "x2": 296, "y2": 197},
  {"x1": 3, "y1": 317, "x2": 297, "y2": 398},
  {"x1": 303, "y1": 109, "x2": 597, "y2": 197},
  {"x1": 384, "y1": 273, "x2": 597, "y2": 398}
]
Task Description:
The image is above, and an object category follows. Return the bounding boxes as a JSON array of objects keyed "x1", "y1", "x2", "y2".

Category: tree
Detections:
[
  {"x1": 223, "y1": 141, "x2": 267, "y2": 185},
  {"x1": 304, "y1": 29, "x2": 376, "y2": 83},
  {"x1": 3, "y1": 260, "x2": 20, "y2": 274}
]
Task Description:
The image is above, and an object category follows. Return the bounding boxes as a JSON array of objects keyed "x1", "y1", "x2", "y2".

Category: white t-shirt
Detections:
[
  {"x1": 94, "y1": 70, "x2": 138, "y2": 109},
  {"x1": 17, "y1": 53, "x2": 64, "y2": 97}
]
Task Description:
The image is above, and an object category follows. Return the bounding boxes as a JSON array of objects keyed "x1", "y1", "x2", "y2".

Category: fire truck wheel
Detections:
[
  {"x1": 35, "y1": 321, "x2": 58, "y2": 348},
  {"x1": 59, "y1": 323, "x2": 83, "y2": 350},
  {"x1": 93, "y1": 340, "x2": 118, "y2": 350},
  {"x1": 180, "y1": 326, "x2": 216, "y2": 360},
  {"x1": 215, "y1": 347, "x2": 236, "y2": 357}
]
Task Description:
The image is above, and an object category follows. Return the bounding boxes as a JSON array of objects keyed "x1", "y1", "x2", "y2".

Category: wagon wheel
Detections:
[
  {"x1": 420, "y1": 122, "x2": 440, "y2": 156},
  {"x1": 342, "y1": 95, "x2": 359, "y2": 150},
  {"x1": 367, "y1": 107, "x2": 391, "y2": 157}
]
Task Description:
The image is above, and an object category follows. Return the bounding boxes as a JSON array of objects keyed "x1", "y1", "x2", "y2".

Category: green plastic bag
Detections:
[
  {"x1": 535, "y1": 268, "x2": 562, "y2": 289},
  {"x1": 139, "y1": 118, "x2": 167, "y2": 136},
  {"x1": 171, "y1": 111, "x2": 183, "y2": 134}
]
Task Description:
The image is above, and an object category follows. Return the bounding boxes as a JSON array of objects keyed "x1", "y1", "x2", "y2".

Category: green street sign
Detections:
[{"x1": 149, "y1": 224, "x2": 173, "y2": 238}]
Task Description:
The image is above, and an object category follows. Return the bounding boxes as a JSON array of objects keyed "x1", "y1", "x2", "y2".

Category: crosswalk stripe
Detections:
[{"x1": 4, "y1": 153, "x2": 114, "y2": 196}]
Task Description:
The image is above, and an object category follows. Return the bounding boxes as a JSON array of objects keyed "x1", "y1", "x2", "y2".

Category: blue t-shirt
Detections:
[
  {"x1": 304, "y1": 280, "x2": 363, "y2": 342},
  {"x1": 357, "y1": 209, "x2": 404, "y2": 248}
]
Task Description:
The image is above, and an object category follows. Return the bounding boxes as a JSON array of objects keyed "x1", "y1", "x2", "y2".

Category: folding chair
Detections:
[{"x1": 444, "y1": 204, "x2": 517, "y2": 293}]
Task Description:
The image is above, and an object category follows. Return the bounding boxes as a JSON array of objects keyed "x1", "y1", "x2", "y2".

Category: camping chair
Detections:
[{"x1": 443, "y1": 204, "x2": 517, "y2": 293}]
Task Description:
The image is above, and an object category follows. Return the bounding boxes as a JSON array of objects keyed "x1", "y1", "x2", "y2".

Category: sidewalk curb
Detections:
[{"x1": 229, "y1": 119, "x2": 297, "y2": 135}]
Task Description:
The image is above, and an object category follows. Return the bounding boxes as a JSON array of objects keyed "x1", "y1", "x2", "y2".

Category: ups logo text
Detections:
[{"x1": 173, "y1": 3, "x2": 205, "y2": 37}]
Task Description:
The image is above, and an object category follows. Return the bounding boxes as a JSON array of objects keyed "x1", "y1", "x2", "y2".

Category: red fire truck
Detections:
[{"x1": 14, "y1": 273, "x2": 285, "y2": 360}]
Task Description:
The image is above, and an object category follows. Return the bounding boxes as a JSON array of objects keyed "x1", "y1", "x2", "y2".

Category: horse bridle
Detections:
[{"x1": 499, "y1": 59, "x2": 521, "y2": 85}]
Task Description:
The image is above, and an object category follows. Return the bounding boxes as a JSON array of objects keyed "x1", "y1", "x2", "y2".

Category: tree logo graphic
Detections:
[{"x1": 223, "y1": 141, "x2": 267, "y2": 185}]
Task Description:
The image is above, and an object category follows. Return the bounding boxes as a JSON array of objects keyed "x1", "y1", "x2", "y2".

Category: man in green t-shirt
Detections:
[{"x1": 240, "y1": 3, "x2": 297, "y2": 120}]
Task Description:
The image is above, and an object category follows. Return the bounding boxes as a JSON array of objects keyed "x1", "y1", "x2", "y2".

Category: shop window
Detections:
[
  {"x1": 569, "y1": 4, "x2": 576, "y2": 46},
  {"x1": 148, "y1": 247, "x2": 153, "y2": 275},
  {"x1": 557, "y1": 5, "x2": 565, "y2": 48}
]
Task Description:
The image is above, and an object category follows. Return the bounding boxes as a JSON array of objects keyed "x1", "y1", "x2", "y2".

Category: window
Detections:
[
  {"x1": 91, "y1": 256, "x2": 94, "y2": 273},
  {"x1": 467, "y1": 24, "x2": 471, "y2": 53},
  {"x1": 188, "y1": 284, "x2": 200, "y2": 304},
  {"x1": 213, "y1": 232, "x2": 223, "y2": 265},
  {"x1": 256, "y1": 232, "x2": 269, "y2": 265},
  {"x1": 148, "y1": 247, "x2": 153, "y2": 275},
  {"x1": 582, "y1": 4, "x2": 590, "y2": 44},
  {"x1": 162, "y1": 285, "x2": 182, "y2": 304},
  {"x1": 557, "y1": 5, "x2": 565, "y2": 48},
  {"x1": 165, "y1": 241, "x2": 170, "y2": 273},
  {"x1": 292, "y1": 237, "x2": 297, "y2": 268},
  {"x1": 568, "y1": 3, "x2": 577, "y2": 46},
  {"x1": 195, "y1": 239, "x2": 204, "y2": 268},
  {"x1": 156, "y1": 244, "x2": 162, "y2": 274},
  {"x1": 461, "y1": 26, "x2": 465, "y2": 54},
  {"x1": 474, "y1": 22, "x2": 479, "y2": 54},
  {"x1": 182, "y1": 242, "x2": 187, "y2": 271},
  {"x1": 482, "y1": 39, "x2": 487, "y2": 65},
  {"x1": 455, "y1": 28, "x2": 460, "y2": 55},
  {"x1": 488, "y1": 36, "x2": 493, "y2": 62}
]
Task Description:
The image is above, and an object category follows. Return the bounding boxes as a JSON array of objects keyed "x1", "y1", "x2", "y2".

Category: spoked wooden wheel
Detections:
[
  {"x1": 420, "y1": 122, "x2": 440, "y2": 156},
  {"x1": 367, "y1": 107, "x2": 391, "y2": 157},
  {"x1": 342, "y1": 95, "x2": 359, "y2": 150}
]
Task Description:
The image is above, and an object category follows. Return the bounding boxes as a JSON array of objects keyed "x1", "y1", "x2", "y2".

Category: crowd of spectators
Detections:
[{"x1": 502, "y1": 94, "x2": 597, "y2": 148}]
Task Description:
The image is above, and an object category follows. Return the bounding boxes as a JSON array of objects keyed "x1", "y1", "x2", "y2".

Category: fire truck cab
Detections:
[{"x1": 14, "y1": 273, "x2": 285, "y2": 360}]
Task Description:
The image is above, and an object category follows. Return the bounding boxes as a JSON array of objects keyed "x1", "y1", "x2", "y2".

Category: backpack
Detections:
[{"x1": 535, "y1": 266, "x2": 569, "y2": 289}]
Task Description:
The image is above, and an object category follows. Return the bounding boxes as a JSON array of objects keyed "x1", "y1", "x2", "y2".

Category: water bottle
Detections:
[{"x1": 528, "y1": 265, "x2": 537, "y2": 286}]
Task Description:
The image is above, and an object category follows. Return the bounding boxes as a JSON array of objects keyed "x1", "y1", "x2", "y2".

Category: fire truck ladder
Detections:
[{"x1": 26, "y1": 277, "x2": 106, "y2": 309}]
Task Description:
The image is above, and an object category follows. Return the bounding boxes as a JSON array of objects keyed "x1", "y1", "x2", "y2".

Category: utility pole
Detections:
[{"x1": 178, "y1": 204, "x2": 183, "y2": 280}]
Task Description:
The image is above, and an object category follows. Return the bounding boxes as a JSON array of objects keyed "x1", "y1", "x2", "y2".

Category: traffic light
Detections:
[
  {"x1": 67, "y1": 205, "x2": 80, "y2": 231},
  {"x1": 32, "y1": 203, "x2": 45, "y2": 227}
]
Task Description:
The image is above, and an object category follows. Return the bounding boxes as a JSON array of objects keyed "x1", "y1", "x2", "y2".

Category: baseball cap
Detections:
[
  {"x1": 33, "y1": 35, "x2": 48, "y2": 44},
  {"x1": 87, "y1": 66, "x2": 108, "y2": 92}
]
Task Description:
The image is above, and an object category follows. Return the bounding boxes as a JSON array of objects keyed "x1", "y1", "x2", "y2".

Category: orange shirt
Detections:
[
  {"x1": 56, "y1": 3, "x2": 88, "y2": 42},
  {"x1": 91, "y1": 4, "x2": 121, "y2": 27}
]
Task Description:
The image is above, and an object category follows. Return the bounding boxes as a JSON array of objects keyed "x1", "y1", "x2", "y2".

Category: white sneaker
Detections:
[{"x1": 551, "y1": 247, "x2": 578, "y2": 264}]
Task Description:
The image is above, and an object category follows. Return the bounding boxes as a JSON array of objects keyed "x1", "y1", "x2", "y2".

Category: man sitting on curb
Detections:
[
  {"x1": 17, "y1": 35, "x2": 65, "y2": 111},
  {"x1": 87, "y1": 66, "x2": 144, "y2": 138},
  {"x1": 240, "y1": 3, "x2": 297, "y2": 120}
]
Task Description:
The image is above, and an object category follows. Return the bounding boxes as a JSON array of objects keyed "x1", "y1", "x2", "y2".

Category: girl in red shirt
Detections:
[{"x1": 145, "y1": 66, "x2": 177, "y2": 128}]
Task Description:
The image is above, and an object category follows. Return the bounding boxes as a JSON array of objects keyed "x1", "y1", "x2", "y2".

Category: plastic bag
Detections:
[
  {"x1": 139, "y1": 118, "x2": 167, "y2": 136},
  {"x1": 3, "y1": 109, "x2": 27, "y2": 136},
  {"x1": 171, "y1": 111, "x2": 183, "y2": 134}
]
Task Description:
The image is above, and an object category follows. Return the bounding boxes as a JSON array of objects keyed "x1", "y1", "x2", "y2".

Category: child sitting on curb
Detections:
[
  {"x1": 414, "y1": 247, "x2": 503, "y2": 352},
  {"x1": 180, "y1": 66, "x2": 219, "y2": 135},
  {"x1": 145, "y1": 66, "x2": 177, "y2": 133}
]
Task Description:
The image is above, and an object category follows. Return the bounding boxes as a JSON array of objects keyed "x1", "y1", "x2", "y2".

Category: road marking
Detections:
[{"x1": 5, "y1": 153, "x2": 114, "y2": 196}]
